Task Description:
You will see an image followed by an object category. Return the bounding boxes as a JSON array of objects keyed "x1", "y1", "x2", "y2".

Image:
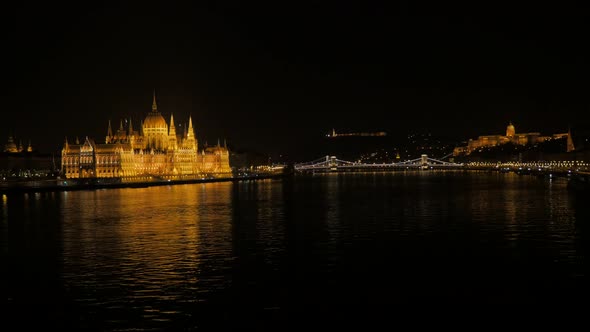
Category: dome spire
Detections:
[{"x1": 152, "y1": 89, "x2": 158, "y2": 112}]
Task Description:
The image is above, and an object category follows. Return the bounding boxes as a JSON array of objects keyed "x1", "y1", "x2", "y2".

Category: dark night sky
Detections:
[{"x1": 2, "y1": 1, "x2": 590, "y2": 160}]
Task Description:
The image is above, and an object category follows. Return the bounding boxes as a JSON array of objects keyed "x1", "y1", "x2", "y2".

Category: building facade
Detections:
[
  {"x1": 61, "y1": 93, "x2": 232, "y2": 179},
  {"x1": 453, "y1": 122, "x2": 570, "y2": 156}
]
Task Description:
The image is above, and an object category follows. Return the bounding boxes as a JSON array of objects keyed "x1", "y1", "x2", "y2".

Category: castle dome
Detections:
[{"x1": 506, "y1": 122, "x2": 516, "y2": 137}]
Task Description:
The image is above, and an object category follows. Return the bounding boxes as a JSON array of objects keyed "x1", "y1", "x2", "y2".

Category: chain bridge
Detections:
[{"x1": 294, "y1": 154, "x2": 463, "y2": 171}]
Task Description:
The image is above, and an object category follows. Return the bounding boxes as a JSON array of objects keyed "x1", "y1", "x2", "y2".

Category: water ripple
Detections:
[{"x1": 1, "y1": 172, "x2": 585, "y2": 329}]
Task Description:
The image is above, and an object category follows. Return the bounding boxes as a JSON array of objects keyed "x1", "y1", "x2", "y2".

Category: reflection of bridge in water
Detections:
[{"x1": 295, "y1": 154, "x2": 463, "y2": 171}]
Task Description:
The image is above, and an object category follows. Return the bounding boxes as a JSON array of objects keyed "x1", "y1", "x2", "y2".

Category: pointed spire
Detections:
[
  {"x1": 169, "y1": 113, "x2": 176, "y2": 136},
  {"x1": 64, "y1": 137, "x2": 69, "y2": 150},
  {"x1": 140, "y1": 119, "x2": 144, "y2": 135},
  {"x1": 217, "y1": 138, "x2": 221, "y2": 147},
  {"x1": 152, "y1": 89, "x2": 158, "y2": 112},
  {"x1": 119, "y1": 119, "x2": 124, "y2": 131},
  {"x1": 75, "y1": 137, "x2": 80, "y2": 145},
  {"x1": 128, "y1": 117, "x2": 134, "y2": 135},
  {"x1": 107, "y1": 120, "x2": 113, "y2": 137},
  {"x1": 187, "y1": 115, "x2": 194, "y2": 138}
]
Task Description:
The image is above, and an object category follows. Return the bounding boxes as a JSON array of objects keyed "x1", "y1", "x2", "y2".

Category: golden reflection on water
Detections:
[
  {"x1": 60, "y1": 182, "x2": 234, "y2": 308},
  {"x1": 1, "y1": 172, "x2": 583, "y2": 329},
  {"x1": 1, "y1": 194, "x2": 7, "y2": 221}
]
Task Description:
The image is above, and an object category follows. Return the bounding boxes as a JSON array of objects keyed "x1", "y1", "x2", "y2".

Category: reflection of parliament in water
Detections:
[{"x1": 61, "y1": 92, "x2": 232, "y2": 179}]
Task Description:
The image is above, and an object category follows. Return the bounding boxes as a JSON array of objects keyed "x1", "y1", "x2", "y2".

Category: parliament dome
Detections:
[
  {"x1": 143, "y1": 112, "x2": 168, "y2": 129},
  {"x1": 143, "y1": 91, "x2": 168, "y2": 129}
]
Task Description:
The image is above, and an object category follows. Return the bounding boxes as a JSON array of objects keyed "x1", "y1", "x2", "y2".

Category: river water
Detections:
[{"x1": 1, "y1": 171, "x2": 586, "y2": 329}]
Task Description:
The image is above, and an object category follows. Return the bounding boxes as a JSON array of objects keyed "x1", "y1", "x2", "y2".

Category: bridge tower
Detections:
[
  {"x1": 421, "y1": 154, "x2": 428, "y2": 166},
  {"x1": 329, "y1": 156, "x2": 337, "y2": 171}
]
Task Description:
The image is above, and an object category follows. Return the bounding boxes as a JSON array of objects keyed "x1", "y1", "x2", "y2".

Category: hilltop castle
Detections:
[
  {"x1": 453, "y1": 122, "x2": 573, "y2": 156},
  {"x1": 61, "y1": 92, "x2": 231, "y2": 179}
]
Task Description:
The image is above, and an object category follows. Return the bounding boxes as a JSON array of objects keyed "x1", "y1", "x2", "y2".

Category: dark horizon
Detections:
[{"x1": 2, "y1": 2, "x2": 590, "y2": 159}]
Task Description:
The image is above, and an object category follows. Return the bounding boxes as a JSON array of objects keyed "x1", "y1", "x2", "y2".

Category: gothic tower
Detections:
[
  {"x1": 106, "y1": 120, "x2": 113, "y2": 143},
  {"x1": 184, "y1": 115, "x2": 197, "y2": 151},
  {"x1": 168, "y1": 113, "x2": 178, "y2": 150}
]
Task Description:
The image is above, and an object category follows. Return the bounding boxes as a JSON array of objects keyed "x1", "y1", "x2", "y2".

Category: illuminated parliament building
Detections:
[{"x1": 61, "y1": 93, "x2": 232, "y2": 179}]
